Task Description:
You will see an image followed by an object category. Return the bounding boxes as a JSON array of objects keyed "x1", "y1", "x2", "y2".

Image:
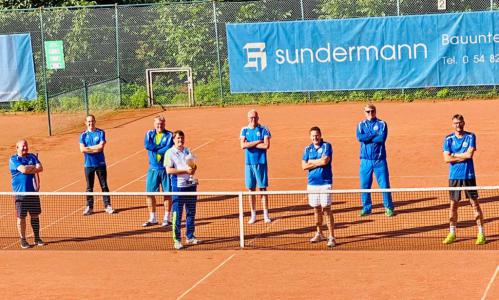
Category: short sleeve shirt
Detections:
[
  {"x1": 302, "y1": 141, "x2": 333, "y2": 185},
  {"x1": 443, "y1": 132, "x2": 476, "y2": 180},
  {"x1": 240, "y1": 125, "x2": 271, "y2": 165},
  {"x1": 9, "y1": 153, "x2": 41, "y2": 192},
  {"x1": 164, "y1": 147, "x2": 195, "y2": 188},
  {"x1": 79, "y1": 129, "x2": 106, "y2": 167}
]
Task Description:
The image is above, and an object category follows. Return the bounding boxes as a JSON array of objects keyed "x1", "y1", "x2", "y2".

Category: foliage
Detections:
[
  {"x1": 436, "y1": 88, "x2": 450, "y2": 98},
  {"x1": 10, "y1": 98, "x2": 46, "y2": 112},
  {"x1": 317, "y1": 0, "x2": 398, "y2": 19},
  {"x1": 121, "y1": 83, "x2": 148, "y2": 108}
]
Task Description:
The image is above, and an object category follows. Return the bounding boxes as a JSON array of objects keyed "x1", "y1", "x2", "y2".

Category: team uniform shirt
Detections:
[
  {"x1": 9, "y1": 153, "x2": 41, "y2": 192},
  {"x1": 79, "y1": 128, "x2": 106, "y2": 167},
  {"x1": 443, "y1": 131, "x2": 476, "y2": 180},
  {"x1": 144, "y1": 129, "x2": 174, "y2": 169},
  {"x1": 164, "y1": 147, "x2": 196, "y2": 188},
  {"x1": 240, "y1": 125, "x2": 271, "y2": 165},
  {"x1": 302, "y1": 141, "x2": 333, "y2": 186},
  {"x1": 356, "y1": 118, "x2": 388, "y2": 160}
]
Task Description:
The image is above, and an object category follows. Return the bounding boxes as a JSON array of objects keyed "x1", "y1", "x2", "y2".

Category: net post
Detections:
[{"x1": 238, "y1": 192, "x2": 245, "y2": 248}]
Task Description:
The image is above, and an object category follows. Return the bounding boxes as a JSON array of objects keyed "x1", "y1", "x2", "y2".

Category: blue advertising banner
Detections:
[
  {"x1": 226, "y1": 11, "x2": 499, "y2": 93},
  {"x1": 0, "y1": 34, "x2": 37, "y2": 102}
]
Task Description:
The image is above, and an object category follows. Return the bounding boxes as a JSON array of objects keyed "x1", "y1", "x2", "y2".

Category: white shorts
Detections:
[{"x1": 307, "y1": 184, "x2": 332, "y2": 208}]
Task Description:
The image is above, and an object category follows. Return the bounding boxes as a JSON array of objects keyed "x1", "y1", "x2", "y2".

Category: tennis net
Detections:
[{"x1": 0, "y1": 187, "x2": 498, "y2": 250}]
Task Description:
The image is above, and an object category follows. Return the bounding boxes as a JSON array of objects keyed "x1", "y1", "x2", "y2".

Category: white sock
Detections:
[
  {"x1": 149, "y1": 212, "x2": 156, "y2": 222},
  {"x1": 263, "y1": 209, "x2": 269, "y2": 218},
  {"x1": 250, "y1": 211, "x2": 256, "y2": 218},
  {"x1": 450, "y1": 226, "x2": 456, "y2": 234},
  {"x1": 478, "y1": 226, "x2": 484, "y2": 234},
  {"x1": 163, "y1": 212, "x2": 170, "y2": 222}
]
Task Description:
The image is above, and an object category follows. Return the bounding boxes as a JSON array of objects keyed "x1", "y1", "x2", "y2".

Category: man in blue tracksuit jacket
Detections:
[{"x1": 356, "y1": 104, "x2": 394, "y2": 217}]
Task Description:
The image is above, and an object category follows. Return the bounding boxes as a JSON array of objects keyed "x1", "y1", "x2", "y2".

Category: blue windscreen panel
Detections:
[
  {"x1": 0, "y1": 34, "x2": 37, "y2": 102},
  {"x1": 226, "y1": 11, "x2": 499, "y2": 93}
]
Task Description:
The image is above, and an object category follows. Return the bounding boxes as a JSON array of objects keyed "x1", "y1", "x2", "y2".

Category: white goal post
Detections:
[{"x1": 145, "y1": 67, "x2": 194, "y2": 107}]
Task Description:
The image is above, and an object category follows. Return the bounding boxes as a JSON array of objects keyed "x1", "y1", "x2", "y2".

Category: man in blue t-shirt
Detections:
[
  {"x1": 356, "y1": 104, "x2": 394, "y2": 217},
  {"x1": 302, "y1": 127, "x2": 336, "y2": 248},
  {"x1": 9, "y1": 140, "x2": 44, "y2": 249},
  {"x1": 143, "y1": 115, "x2": 174, "y2": 227},
  {"x1": 240, "y1": 109, "x2": 271, "y2": 224},
  {"x1": 79, "y1": 114, "x2": 114, "y2": 215},
  {"x1": 442, "y1": 114, "x2": 485, "y2": 245}
]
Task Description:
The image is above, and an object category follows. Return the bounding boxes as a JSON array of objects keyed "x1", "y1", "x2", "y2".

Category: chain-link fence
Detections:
[{"x1": 0, "y1": 0, "x2": 498, "y2": 133}]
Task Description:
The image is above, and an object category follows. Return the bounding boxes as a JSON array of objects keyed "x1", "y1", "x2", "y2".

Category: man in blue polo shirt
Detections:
[
  {"x1": 442, "y1": 114, "x2": 485, "y2": 245},
  {"x1": 143, "y1": 115, "x2": 174, "y2": 227},
  {"x1": 79, "y1": 114, "x2": 114, "y2": 215},
  {"x1": 9, "y1": 139, "x2": 44, "y2": 249},
  {"x1": 240, "y1": 109, "x2": 271, "y2": 224},
  {"x1": 302, "y1": 127, "x2": 335, "y2": 247},
  {"x1": 356, "y1": 104, "x2": 394, "y2": 217}
]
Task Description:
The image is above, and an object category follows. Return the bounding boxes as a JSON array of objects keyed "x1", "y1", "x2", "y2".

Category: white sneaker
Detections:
[
  {"x1": 173, "y1": 240, "x2": 183, "y2": 250},
  {"x1": 327, "y1": 237, "x2": 336, "y2": 247},
  {"x1": 264, "y1": 216, "x2": 272, "y2": 223},
  {"x1": 186, "y1": 237, "x2": 202, "y2": 245},
  {"x1": 83, "y1": 206, "x2": 93, "y2": 216},
  {"x1": 310, "y1": 232, "x2": 325, "y2": 243},
  {"x1": 105, "y1": 205, "x2": 115, "y2": 214},
  {"x1": 248, "y1": 215, "x2": 256, "y2": 224}
]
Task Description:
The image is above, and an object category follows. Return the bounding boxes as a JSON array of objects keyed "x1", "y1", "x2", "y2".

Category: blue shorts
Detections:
[
  {"x1": 146, "y1": 168, "x2": 171, "y2": 192},
  {"x1": 245, "y1": 164, "x2": 268, "y2": 189}
]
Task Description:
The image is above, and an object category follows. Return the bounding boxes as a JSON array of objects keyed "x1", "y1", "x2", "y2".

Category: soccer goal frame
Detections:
[{"x1": 145, "y1": 67, "x2": 194, "y2": 107}]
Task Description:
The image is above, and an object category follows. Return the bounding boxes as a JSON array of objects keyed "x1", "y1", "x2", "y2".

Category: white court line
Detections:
[
  {"x1": 481, "y1": 265, "x2": 499, "y2": 300},
  {"x1": 52, "y1": 149, "x2": 145, "y2": 192},
  {"x1": 113, "y1": 174, "x2": 146, "y2": 192},
  {"x1": 4, "y1": 148, "x2": 149, "y2": 249},
  {"x1": 176, "y1": 253, "x2": 236, "y2": 300},
  {"x1": 113, "y1": 139, "x2": 214, "y2": 192}
]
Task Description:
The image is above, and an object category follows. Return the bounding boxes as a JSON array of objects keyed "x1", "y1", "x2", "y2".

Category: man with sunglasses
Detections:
[{"x1": 356, "y1": 104, "x2": 394, "y2": 217}]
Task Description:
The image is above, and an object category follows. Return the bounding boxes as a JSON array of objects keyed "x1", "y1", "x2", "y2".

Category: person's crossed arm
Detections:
[{"x1": 443, "y1": 147, "x2": 475, "y2": 163}]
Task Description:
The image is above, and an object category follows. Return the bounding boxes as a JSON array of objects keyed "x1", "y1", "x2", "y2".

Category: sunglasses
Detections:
[{"x1": 365, "y1": 110, "x2": 376, "y2": 113}]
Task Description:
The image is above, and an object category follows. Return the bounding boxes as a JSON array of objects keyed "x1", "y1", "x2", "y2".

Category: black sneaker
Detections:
[
  {"x1": 20, "y1": 238, "x2": 30, "y2": 249},
  {"x1": 34, "y1": 238, "x2": 45, "y2": 246}
]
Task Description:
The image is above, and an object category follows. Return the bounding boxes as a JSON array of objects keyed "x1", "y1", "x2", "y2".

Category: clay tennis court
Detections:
[{"x1": 1, "y1": 101, "x2": 498, "y2": 299}]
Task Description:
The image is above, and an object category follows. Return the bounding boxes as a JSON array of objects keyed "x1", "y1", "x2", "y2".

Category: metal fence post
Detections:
[
  {"x1": 397, "y1": 0, "x2": 400, "y2": 16},
  {"x1": 115, "y1": 3, "x2": 122, "y2": 106},
  {"x1": 213, "y1": 1, "x2": 224, "y2": 104},
  {"x1": 39, "y1": 8, "x2": 52, "y2": 136},
  {"x1": 83, "y1": 80, "x2": 89, "y2": 116}
]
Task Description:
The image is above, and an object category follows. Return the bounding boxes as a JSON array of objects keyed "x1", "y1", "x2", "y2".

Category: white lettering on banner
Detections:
[
  {"x1": 272, "y1": 42, "x2": 428, "y2": 65},
  {"x1": 441, "y1": 32, "x2": 499, "y2": 45},
  {"x1": 243, "y1": 42, "x2": 267, "y2": 71}
]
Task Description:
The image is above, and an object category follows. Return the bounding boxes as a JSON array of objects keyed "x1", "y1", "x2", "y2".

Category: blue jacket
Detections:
[
  {"x1": 356, "y1": 118, "x2": 388, "y2": 160},
  {"x1": 144, "y1": 129, "x2": 174, "y2": 169}
]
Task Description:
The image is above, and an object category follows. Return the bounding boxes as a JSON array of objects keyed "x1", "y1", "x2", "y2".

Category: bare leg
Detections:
[
  {"x1": 146, "y1": 196, "x2": 157, "y2": 222},
  {"x1": 248, "y1": 190, "x2": 257, "y2": 224},
  {"x1": 314, "y1": 207, "x2": 323, "y2": 235},
  {"x1": 469, "y1": 199, "x2": 484, "y2": 228},
  {"x1": 323, "y1": 206, "x2": 334, "y2": 238},
  {"x1": 163, "y1": 195, "x2": 172, "y2": 222},
  {"x1": 260, "y1": 188, "x2": 271, "y2": 222},
  {"x1": 17, "y1": 218, "x2": 26, "y2": 239},
  {"x1": 449, "y1": 200, "x2": 458, "y2": 229}
]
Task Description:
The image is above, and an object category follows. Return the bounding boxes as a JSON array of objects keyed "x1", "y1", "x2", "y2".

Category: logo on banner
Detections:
[{"x1": 243, "y1": 42, "x2": 267, "y2": 71}]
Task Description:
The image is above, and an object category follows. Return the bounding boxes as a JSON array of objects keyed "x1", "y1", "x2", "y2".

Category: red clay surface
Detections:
[{"x1": 1, "y1": 101, "x2": 499, "y2": 299}]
